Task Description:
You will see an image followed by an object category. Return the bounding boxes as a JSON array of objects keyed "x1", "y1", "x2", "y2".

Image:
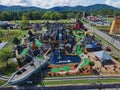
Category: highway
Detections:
[{"x1": 84, "y1": 24, "x2": 120, "y2": 50}]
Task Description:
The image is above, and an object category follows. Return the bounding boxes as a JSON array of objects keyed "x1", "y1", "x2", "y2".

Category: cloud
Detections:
[
  {"x1": 0, "y1": 0, "x2": 119, "y2": 8},
  {"x1": 105, "y1": 0, "x2": 120, "y2": 8}
]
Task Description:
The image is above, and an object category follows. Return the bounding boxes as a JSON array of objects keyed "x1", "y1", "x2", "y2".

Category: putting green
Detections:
[
  {"x1": 35, "y1": 39, "x2": 43, "y2": 47},
  {"x1": 20, "y1": 48, "x2": 28, "y2": 57},
  {"x1": 81, "y1": 58, "x2": 90, "y2": 68},
  {"x1": 76, "y1": 44, "x2": 83, "y2": 54},
  {"x1": 51, "y1": 66, "x2": 70, "y2": 73},
  {"x1": 73, "y1": 30, "x2": 84, "y2": 39},
  {"x1": 37, "y1": 56, "x2": 45, "y2": 60}
]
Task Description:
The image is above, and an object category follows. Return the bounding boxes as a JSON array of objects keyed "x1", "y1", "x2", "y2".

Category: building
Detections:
[{"x1": 109, "y1": 17, "x2": 120, "y2": 35}]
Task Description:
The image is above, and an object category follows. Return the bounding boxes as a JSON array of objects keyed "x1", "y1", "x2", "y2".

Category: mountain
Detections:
[
  {"x1": 0, "y1": 5, "x2": 45, "y2": 11},
  {"x1": 49, "y1": 4, "x2": 119, "y2": 12},
  {"x1": 0, "y1": 4, "x2": 119, "y2": 12}
]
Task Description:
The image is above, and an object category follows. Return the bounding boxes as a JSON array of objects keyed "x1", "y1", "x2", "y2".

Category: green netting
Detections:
[
  {"x1": 76, "y1": 44, "x2": 83, "y2": 54},
  {"x1": 81, "y1": 58, "x2": 90, "y2": 68},
  {"x1": 20, "y1": 48, "x2": 28, "y2": 57},
  {"x1": 35, "y1": 39, "x2": 43, "y2": 47}
]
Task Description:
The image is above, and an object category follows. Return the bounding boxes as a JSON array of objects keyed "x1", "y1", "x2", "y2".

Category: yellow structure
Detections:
[{"x1": 109, "y1": 17, "x2": 120, "y2": 35}]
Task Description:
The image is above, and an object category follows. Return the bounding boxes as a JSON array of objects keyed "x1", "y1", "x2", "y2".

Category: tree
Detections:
[
  {"x1": 0, "y1": 11, "x2": 12, "y2": 21},
  {"x1": 0, "y1": 48, "x2": 13, "y2": 67},
  {"x1": 32, "y1": 11, "x2": 42, "y2": 20},
  {"x1": 20, "y1": 15, "x2": 29, "y2": 30},
  {"x1": 42, "y1": 11, "x2": 52, "y2": 20},
  {"x1": 89, "y1": 61, "x2": 95, "y2": 69},
  {"x1": 51, "y1": 11, "x2": 61, "y2": 20},
  {"x1": 76, "y1": 12, "x2": 82, "y2": 20},
  {"x1": 67, "y1": 12, "x2": 74, "y2": 19},
  {"x1": 13, "y1": 37, "x2": 20, "y2": 45}
]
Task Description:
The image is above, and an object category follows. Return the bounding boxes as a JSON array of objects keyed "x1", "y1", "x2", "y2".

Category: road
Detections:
[
  {"x1": 84, "y1": 24, "x2": 120, "y2": 50},
  {"x1": 28, "y1": 75, "x2": 120, "y2": 82},
  {"x1": 1, "y1": 84, "x2": 120, "y2": 90}
]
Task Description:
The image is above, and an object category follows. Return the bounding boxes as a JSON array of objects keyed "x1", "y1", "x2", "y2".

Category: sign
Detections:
[{"x1": 109, "y1": 17, "x2": 120, "y2": 35}]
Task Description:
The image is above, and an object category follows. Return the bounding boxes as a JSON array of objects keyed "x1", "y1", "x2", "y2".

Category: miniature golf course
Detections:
[
  {"x1": 76, "y1": 44, "x2": 83, "y2": 54},
  {"x1": 51, "y1": 66, "x2": 70, "y2": 73},
  {"x1": 35, "y1": 39, "x2": 43, "y2": 47},
  {"x1": 20, "y1": 48, "x2": 29, "y2": 57},
  {"x1": 73, "y1": 30, "x2": 84, "y2": 39},
  {"x1": 81, "y1": 58, "x2": 90, "y2": 68}
]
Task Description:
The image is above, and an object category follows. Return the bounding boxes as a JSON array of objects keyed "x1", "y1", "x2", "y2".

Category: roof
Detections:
[
  {"x1": 94, "y1": 51, "x2": 112, "y2": 61},
  {"x1": 86, "y1": 44, "x2": 93, "y2": 49}
]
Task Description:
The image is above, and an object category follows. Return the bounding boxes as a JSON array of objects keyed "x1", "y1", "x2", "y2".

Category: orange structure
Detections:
[{"x1": 109, "y1": 17, "x2": 120, "y2": 35}]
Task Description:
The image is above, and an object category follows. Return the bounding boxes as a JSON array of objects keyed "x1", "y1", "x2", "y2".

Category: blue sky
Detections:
[{"x1": 0, "y1": 0, "x2": 120, "y2": 9}]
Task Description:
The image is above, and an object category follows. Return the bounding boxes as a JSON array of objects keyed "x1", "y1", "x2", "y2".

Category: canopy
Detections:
[{"x1": 94, "y1": 51, "x2": 112, "y2": 62}]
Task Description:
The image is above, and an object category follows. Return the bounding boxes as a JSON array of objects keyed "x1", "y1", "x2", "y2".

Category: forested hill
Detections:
[
  {"x1": 0, "y1": 5, "x2": 44, "y2": 11},
  {"x1": 0, "y1": 4, "x2": 119, "y2": 12}
]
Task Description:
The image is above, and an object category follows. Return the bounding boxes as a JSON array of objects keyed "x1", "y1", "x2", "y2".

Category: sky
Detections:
[{"x1": 0, "y1": 0, "x2": 120, "y2": 9}]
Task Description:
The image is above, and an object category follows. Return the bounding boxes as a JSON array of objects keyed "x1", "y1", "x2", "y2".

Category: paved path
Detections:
[{"x1": 84, "y1": 24, "x2": 120, "y2": 50}]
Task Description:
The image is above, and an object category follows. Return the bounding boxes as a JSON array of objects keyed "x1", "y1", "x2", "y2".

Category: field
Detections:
[
  {"x1": 0, "y1": 29, "x2": 26, "y2": 42},
  {"x1": 44, "y1": 78, "x2": 120, "y2": 86},
  {"x1": 94, "y1": 26, "x2": 111, "y2": 31}
]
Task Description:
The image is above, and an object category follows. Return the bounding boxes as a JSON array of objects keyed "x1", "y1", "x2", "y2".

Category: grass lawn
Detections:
[
  {"x1": 93, "y1": 26, "x2": 110, "y2": 31},
  {"x1": 0, "y1": 60, "x2": 17, "y2": 77},
  {"x1": 0, "y1": 80, "x2": 6, "y2": 86},
  {"x1": 104, "y1": 18, "x2": 114, "y2": 22},
  {"x1": 0, "y1": 29, "x2": 26, "y2": 42},
  {"x1": 43, "y1": 78, "x2": 120, "y2": 86}
]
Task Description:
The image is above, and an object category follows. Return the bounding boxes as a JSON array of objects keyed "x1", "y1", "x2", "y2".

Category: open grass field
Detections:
[
  {"x1": 0, "y1": 60, "x2": 17, "y2": 77},
  {"x1": 44, "y1": 78, "x2": 120, "y2": 86},
  {"x1": 94, "y1": 26, "x2": 111, "y2": 31},
  {"x1": 0, "y1": 29, "x2": 26, "y2": 42}
]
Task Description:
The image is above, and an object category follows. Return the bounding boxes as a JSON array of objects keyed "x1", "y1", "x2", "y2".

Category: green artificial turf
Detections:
[
  {"x1": 76, "y1": 44, "x2": 83, "y2": 54},
  {"x1": 81, "y1": 58, "x2": 90, "y2": 68},
  {"x1": 20, "y1": 48, "x2": 28, "y2": 57}
]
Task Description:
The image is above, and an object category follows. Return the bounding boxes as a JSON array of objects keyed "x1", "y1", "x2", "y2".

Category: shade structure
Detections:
[{"x1": 94, "y1": 51, "x2": 112, "y2": 62}]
